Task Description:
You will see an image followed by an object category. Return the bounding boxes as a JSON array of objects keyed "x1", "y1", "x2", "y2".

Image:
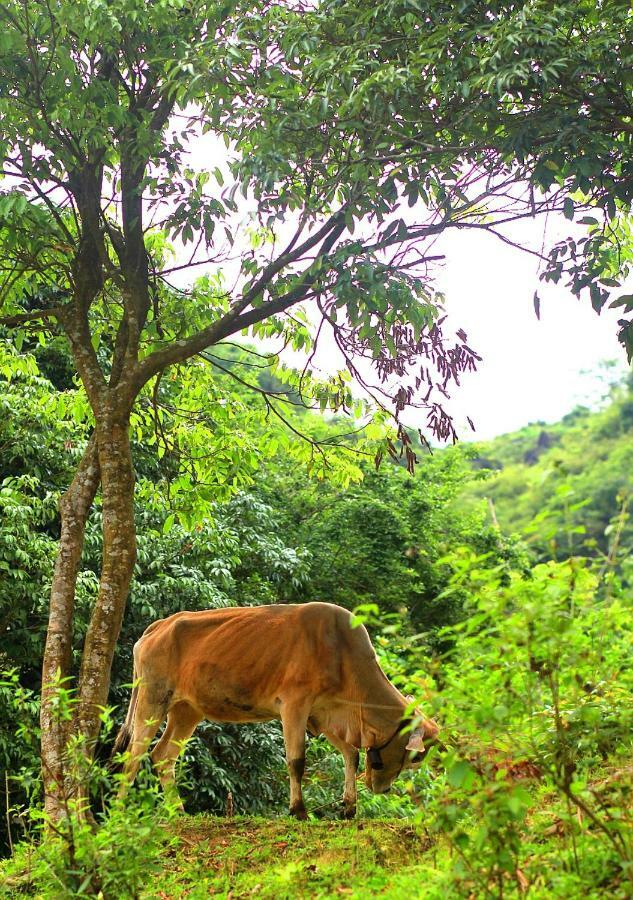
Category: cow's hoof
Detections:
[
  {"x1": 342, "y1": 804, "x2": 356, "y2": 820},
  {"x1": 290, "y1": 803, "x2": 308, "y2": 821}
]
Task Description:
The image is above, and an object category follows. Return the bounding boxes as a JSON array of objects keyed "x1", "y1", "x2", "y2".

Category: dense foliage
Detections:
[
  {"x1": 0, "y1": 336, "x2": 507, "y2": 851},
  {"x1": 463, "y1": 370, "x2": 633, "y2": 570},
  {"x1": 3, "y1": 331, "x2": 633, "y2": 898}
]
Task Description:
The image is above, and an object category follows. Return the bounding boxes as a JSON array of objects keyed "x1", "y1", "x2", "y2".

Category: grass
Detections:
[
  {"x1": 149, "y1": 816, "x2": 444, "y2": 899},
  {"x1": 147, "y1": 761, "x2": 633, "y2": 899},
  {"x1": 2, "y1": 802, "x2": 632, "y2": 899}
]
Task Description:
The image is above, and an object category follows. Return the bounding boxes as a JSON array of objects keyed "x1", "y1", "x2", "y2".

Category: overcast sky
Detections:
[{"x1": 430, "y1": 224, "x2": 628, "y2": 440}]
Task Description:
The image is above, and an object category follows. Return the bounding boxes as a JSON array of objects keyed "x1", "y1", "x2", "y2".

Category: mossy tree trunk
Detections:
[
  {"x1": 77, "y1": 410, "x2": 136, "y2": 749},
  {"x1": 40, "y1": 436, "x2": 100, "y2": 821}
]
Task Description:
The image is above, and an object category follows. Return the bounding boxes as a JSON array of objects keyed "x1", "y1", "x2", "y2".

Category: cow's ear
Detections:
[{"x1": 405, "y1": 729, "x2": 426, "y2": 753}]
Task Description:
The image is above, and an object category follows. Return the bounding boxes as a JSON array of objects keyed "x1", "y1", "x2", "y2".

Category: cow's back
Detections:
[{"x1": 134, "y1": 602, "x2": 360, "y2": 721}]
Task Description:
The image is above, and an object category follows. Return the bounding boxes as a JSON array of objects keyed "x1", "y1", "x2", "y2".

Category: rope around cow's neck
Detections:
[
  {"x1": 365, "y1": 717, "x2": 412, "y2": 770},
  {"x1": 347, "y1": 693, "x2": 413, "y2": 766},
  {"x1": 334, "y1": 696, "x2": 411, "y2": 710}
]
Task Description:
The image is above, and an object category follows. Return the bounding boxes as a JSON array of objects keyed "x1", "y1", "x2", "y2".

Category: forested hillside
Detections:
[{"x1": 463, "y1": 372, "x2": 633, "y2": 568}]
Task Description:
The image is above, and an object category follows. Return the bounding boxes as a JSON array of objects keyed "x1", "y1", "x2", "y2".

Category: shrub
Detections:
[{"x1": 424, "y1": 549, "x2": 633, "y2": 895}]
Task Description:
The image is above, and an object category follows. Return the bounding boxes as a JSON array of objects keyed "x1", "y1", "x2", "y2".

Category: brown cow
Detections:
[{"x1": 113, "y1": 601, "x2": 439, "y2": 818}]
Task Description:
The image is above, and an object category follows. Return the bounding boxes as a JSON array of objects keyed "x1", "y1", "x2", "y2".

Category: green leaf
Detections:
[
  {"x1": 163, "y1": 514, "x2": 175, "y2": 535},
  {"x1": 447, "y1": 760, "x2": 473, "y2": 789},
  {"x1": 610, "y1": 294, "x2": 633, "y2": 312}
]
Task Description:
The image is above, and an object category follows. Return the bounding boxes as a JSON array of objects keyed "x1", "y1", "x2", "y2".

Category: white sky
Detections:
[{"x1": 430, "y1": 226, "x2": 628, "y2": 440}]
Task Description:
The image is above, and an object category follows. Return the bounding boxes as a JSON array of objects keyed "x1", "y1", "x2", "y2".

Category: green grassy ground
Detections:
[
  {"x1": 1, "y1": 761, "x2": 631, "y2": 897},
  {"x1": 150, "y1": 816, "x2": 443, "y2": 899},
  {"x1": 146, "y1": 772, "x2": 633, "y2": 900},
  {"x1": 2, "y1": 797, "x2": 631, "y2": 898}
]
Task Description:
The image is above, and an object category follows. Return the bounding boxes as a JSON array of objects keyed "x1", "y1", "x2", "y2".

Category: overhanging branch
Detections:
[
  {"x1": 0, "y1": 306, "x2": 65, "y2": 327},
  {"x1": 132, "y1": 222, "x2": 346, "y2": 391}
]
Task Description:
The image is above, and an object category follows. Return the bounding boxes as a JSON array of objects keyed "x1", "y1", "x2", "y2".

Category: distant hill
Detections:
[{"x1": 461, "y1": 373, "x2": 633, "y2": 565}]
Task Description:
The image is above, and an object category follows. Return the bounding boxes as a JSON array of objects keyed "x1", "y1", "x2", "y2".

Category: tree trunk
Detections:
[
  {"x1": 76, "y1": 409, "x2": 136, "y2": 750},
  {"x1": 40, "y1": 435, "x2": 100, "y2": 821}
]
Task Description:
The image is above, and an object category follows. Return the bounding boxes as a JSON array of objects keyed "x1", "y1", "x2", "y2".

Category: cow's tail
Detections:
[{"x1": 110, "y1": 662, "x2": 140, "y2": 767}]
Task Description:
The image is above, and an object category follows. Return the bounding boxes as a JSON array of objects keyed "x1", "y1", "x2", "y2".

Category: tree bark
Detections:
[
  {"x1": 40, "y1": 434, "x2": 100, "y2": 821},
  {"x1": 76, "y1": 407, "x2": 136, "y2": 750}
]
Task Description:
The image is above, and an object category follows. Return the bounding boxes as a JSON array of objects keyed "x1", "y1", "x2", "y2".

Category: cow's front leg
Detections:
[
  {"x1": 281, "y1": 701, "x2": 310, "y2": 820},
  {"x1": 341, "y1": 746, "x2": 360, "y2": 819},
  {"x1": 323, "y1": 729, "x2": 359, "y2": 819}
]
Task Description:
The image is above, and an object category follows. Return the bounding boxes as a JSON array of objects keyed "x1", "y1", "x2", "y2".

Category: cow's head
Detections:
[{"x1": 365, "y1": 715, "x2": 440, "y2": 794}]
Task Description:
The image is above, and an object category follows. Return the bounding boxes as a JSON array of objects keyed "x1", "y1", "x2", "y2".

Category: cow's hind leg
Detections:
[
  {"x1": 150, "y1": 702, "x2": 201, "y2": 812},
  {"x1": 280, "y1": 701, "x2": 311, "y2": 820},
  {"x1": 118, "y1": 688, "x2": 164, "y2": 797},
  {"x1": 322, "y1": 730, "x2": 359, "y2": 819}
]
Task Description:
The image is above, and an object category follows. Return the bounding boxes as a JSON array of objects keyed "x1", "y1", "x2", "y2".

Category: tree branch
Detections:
[
  {"x1": 0, "y1": 306, "x2": 65, "y2": 327},
  {"x1": 132, "y1": 221, "x2": 346, "y2": 390}
]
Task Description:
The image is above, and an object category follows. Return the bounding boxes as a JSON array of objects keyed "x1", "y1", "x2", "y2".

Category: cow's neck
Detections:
[{"x1": 345, "y1": 658, "x2": 408, "y2": 749}]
